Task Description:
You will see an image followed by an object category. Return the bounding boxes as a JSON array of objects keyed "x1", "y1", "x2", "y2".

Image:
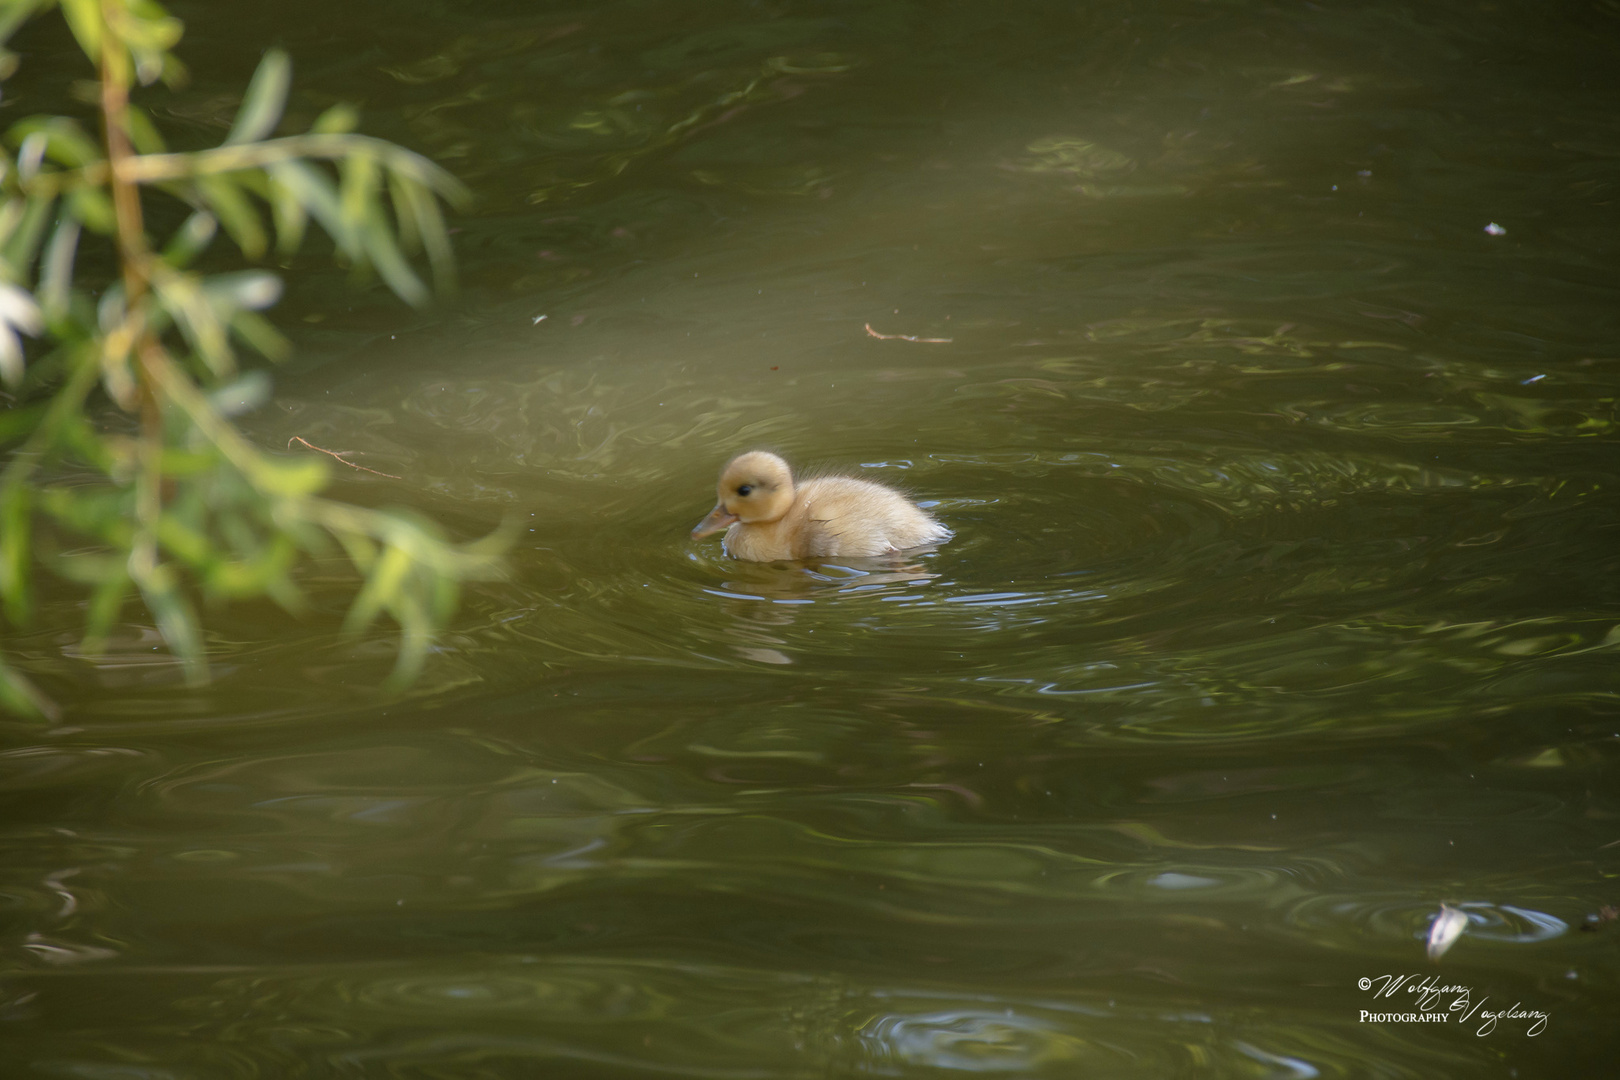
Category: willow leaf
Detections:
[
  {"x1": 343, "y1": 542, "x2": 411, "y2": 635},
  {"x1": 0, "y1": 281, "x2": 43, "y2": 387},
  {"x1": 48, "y1": 550, "x2": 125, "y2": 586},
  {"x1": 226, "y1": 49, "x2": 291, "y2": 146},
  {"x1": 0, "y1": 198, "x2": 25, "y2": 254},
  {"x1": 57, "y1": 0, "x2": 101, "y2": 67},
  {"x1": 206, "y1": 534, "x2": 295, "y2": 599},
  {"x1": 386, "y1": 171, "x2": 420, "y2": 254},
  {"x1": 42, "y1": 486, "x2": 134, "y2": 544},
  {"x1": 15, "y1": 130, "x2": 46, "y2": 180},
  {"x1": 38, "y1": 216, "x2": 80, "y2": 325},
  {"x1": 0, "y1": 400, "x2": 46, "y2": 447},
  {"x1": 0, "y1": 653, "x2": 55, "y2": 721},
  {"x1": 131, "y1": 559, "x2": 208, "y2": 685},
  {"x1": 360, "y1": 205, "x2": 428, "y2": 307},
  {"x1": 0, "y1": 190, "x2": 56, "y2": 279},
  {"x1": 205, "y1": 370, "x2": 270, "y2": 420},
  {"x1": 392, "y1": 173, "x2": 454, "y2": 294},
  {"x1": 266, "y1": 169, "x2": 308, "y2": 255},
  {"x1": 268, "y1": 159, "x2": 349, "y2": 255},
  {"x1": 83, "y1": 567, "x2": 131, "y2": 654},
  {"x1": 66, "y1": 186, "x2": 115, "y2": 234},
  {"x1": 264, "y1": 572, "x2": 306, "y2": 615},
  {"x1": 9, "y1": 116, "x2": 103, "y2": 169},
  {"x1": 310, "y1": 102, "x2": 359, "y2": 135},
  {"x1": 228, "y1": 309, "x2": 289, "y2": 360},
  {"x1": 0, "y1": 1, "x2": 55, "y2": 49},
  {"x1": 385, "y1": 591, "x2": 432, "y2": 690},
  {"x1": 126, "y1": 105, "x2": 167, "y2": 154},
  {"x1": 151, "y1": 269, "x2": 232, "y2": 377},
  {"x1": 205, "y1": 270, "x2": 280, "y2": 311},
  {"x1": 338, "y1": 151, "x2": 379, "y2": 256},
  {"x1": 161, "y1": 210, "x2": 217, "y2": 268},
  {"x1": 0, "y1": 480, "x2": 31, "y2": 625},
  {"x1": 253, "y1": 454, "x2": 327, "y2": 497},
  {"x1": 332, "y1": 528, "x2": 377, "y2": 572},
  {"x1": 157, "y1": 511, "x2": 213, "y2": 567},
  {"x1": 196, "y1": 174, "x2": 266, "y2": 259}
]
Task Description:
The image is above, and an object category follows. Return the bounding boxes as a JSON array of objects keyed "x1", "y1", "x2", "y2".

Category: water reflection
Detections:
[{"x1": 861, "y1": 1007, "x2": 1096, "y2": 1072}]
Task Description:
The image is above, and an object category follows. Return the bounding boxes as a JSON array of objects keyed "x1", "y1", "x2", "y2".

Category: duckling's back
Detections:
[{"x1": 795, "y1": 476, "x2": 949, "y2": 557}]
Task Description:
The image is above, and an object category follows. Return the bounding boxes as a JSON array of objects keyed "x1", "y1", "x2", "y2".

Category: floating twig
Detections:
[
  {"x1": 288, "y1": 436, "x2": 402, "y2": 479},
  {"x1": 865, "y1": 323, "x2": 952, "y2": 343}
]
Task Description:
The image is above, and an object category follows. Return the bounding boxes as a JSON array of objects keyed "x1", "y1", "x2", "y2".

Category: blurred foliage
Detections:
[{"x1": 0, "y1": 0, "x2": 507, "y2": 719}]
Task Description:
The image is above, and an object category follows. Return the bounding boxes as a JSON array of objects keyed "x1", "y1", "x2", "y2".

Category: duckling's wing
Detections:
[
  {"x1": 798, "y1": 479, "x2": 902, "y2": 557},
  {"x1": 798, "y1": 509, "x2": 846, "y2": 558},
  {"x1": 791, "y1": 483, "x2": 854, "y2": 558}
]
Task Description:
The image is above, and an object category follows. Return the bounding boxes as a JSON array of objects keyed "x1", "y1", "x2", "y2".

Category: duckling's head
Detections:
[{"x1": 691, "y1": 451, "x2": 795, "y2": 536}]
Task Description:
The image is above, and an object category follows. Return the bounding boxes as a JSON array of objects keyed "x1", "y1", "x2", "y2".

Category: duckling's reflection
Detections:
[{"x1": 708, "y1": 552, "x2": 943, "y2": 664}]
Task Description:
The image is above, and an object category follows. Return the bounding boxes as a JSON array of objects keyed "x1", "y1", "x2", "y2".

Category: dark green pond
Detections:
[{"x1": 4, "y1": 0, "x2": 1618, "y2": 1075}]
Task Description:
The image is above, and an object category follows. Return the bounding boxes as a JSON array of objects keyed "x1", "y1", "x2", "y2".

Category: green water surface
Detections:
[{"x1": 3, "y1": 0, "x2": 1618, "y2": 1075}]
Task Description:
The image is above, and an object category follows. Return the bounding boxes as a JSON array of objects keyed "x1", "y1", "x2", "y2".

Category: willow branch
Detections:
[{"x1": 118, "y1": 135, "x2": 469, "y2": 200}]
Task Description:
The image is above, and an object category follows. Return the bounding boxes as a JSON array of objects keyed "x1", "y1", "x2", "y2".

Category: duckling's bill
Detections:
[{"x1": 692, "y1": 506, "x2": 738, "y2": 537}]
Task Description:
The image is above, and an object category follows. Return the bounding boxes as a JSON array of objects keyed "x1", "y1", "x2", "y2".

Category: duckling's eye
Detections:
[{"x1": 737, "y1": 484, "x2": 754, "y2": 496}]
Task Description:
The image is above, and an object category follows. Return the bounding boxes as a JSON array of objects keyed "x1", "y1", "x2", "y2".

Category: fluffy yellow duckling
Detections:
[{"x1": 691, "y1": 450, "x2": 950, "y2": 561}]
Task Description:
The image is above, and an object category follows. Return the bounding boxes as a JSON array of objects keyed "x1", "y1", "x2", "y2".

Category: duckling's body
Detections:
[{"x1": 692, "y1": 451, "x2": 949, "y2": 561}]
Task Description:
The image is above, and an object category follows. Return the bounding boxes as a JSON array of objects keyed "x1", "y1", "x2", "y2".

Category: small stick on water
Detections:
[
  {"x1": 288, "y1": 436, "x2": 403, "y2": 480},
  {"x1": 865, "y1": 323, "x2": 952, "y2": 343}
]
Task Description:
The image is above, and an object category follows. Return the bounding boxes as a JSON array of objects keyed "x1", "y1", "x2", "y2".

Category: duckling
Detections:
[{"x1": 691, "y1": 450, "x2": 950, "y2": 561}]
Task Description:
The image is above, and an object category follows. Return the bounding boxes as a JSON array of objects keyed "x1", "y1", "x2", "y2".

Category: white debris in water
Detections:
[
  {"x1": 1484, "y1": 222, "x2": 1507, "y2": 236},
  {"x1": 1427, "y1": 903, "x2": 1469, "y2": 960}
]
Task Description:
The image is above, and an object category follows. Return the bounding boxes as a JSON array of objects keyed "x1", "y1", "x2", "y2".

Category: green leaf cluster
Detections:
[{"x1": 0, "y1": 0, "x2": 507, "y2": 718}]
